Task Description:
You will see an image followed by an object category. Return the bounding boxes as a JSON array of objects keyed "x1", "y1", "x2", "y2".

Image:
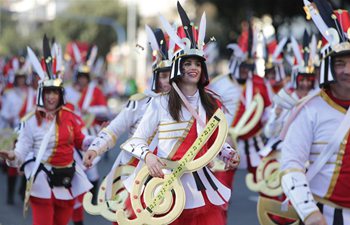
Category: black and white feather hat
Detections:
[
  {"x1": 159, "y1": 1, "x2": 209, "y2": 86},
  {"x1": 304, "y1": 0, "x2": 350, "y2": 86},
  {"x1": 27, "y1": 35, "x2": 65, "y2": 107}
]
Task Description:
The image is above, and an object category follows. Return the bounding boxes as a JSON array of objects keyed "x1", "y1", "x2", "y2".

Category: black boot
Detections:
[
  {"x1": 7, "y1": 176, "x2": 17, "y2": 205},
  {"x1": 19, "y1": 175, "x2": 26, "y2": 201},
  {"x1": 73, "y1": 222, "x2": 84, "y2": 225},
  {"x1": 90, "y1": 180, "x2": 99, "y2": 205}
]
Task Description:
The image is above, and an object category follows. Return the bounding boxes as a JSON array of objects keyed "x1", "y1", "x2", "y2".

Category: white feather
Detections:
[
  {"x1": 290, "y1": 36, "x2": 303, "y2": 66},
  {"x1": 87, "y1": 45, "x2": 98, "y2": 68},
  {"x1": 159, "y1": 14, "x2": 186, "y2": 50},
  {"x1": 21, "y1": 57, "x2": 31, "y2": 74},
  {"x1": 92, "y1": 57, "x2": 104, "y2": 76},
  {"x1": 272, "y1": 37, "x2": 288, "y2": 61},
  {"x1": 204, "y1": 42, "x2": 218, "y2": 63},
  {"x1": 56, "y1": 44, "x2": 63, "y2": 73},
  {"x1": 325, "y1": 28, "x2": 340, "y2": 47},
  {"x1": 197, "y1": 12, "x2": 206, "y2": 50},
  {"x1": 27, "y1": 47, "x2": 45, "y2": 80},
  {"x1": 204, "y1": 42, "x2": 216, "y2": 55},
  {"x1": 72, "y1": 43, "x2": 82, "y2": 64},
  {"x1": 51, "y1": 43, "x2": 57, "y2": 59},
  {"x1": 227, "y1": 43, "x2": 244, "y2": 59},
  {"x1": 303, "y1": 0, "x2": 333, "y2": 44},
  {"x1": 145, "y1": 25, "x2": 160, "y2": 52},
  {"x1": 51, "y1": 43, "x2": 58, "y2": 68},
  {"x1": 168, "y1": 37, "x2": 175, "y2": 60},
  {"x1": 12, "y1": 58, "x2": 19, "y2": 72},
  {"x1": 167, "y1": 23, "x2": 177, "y2": 59},
  {"x1": 309, "y1": 35, "x2": 317, "y2": 63}
]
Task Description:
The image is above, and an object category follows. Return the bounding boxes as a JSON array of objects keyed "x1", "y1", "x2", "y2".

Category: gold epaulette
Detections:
[
  {"x1": 129, "y1": 93, "x2": 148, "y2": 101},
  {"x1": 61, "y1": 106, "x2": 75, "y2": 113},
  {"x1": 61, "y1": 106, "x2": 81, "y2": 118}
]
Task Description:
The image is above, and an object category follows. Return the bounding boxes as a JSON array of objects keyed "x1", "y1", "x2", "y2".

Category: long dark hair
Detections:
[{"x1": 168, "y1": 82, "x2": 218, "y2": 121}]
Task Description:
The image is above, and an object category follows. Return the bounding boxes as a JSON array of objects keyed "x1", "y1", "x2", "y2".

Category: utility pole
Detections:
[{"x1": 126, "y1": 0, "x2": 137, "y2": 78}]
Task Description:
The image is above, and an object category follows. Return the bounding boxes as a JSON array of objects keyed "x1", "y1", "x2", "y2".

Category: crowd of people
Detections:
[{"x1": 0, "y1": 1, "x2": 350, "y2": 225}]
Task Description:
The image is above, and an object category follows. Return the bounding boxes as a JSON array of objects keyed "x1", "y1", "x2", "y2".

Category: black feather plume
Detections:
[
  {"x1": 303, "y1": 30, "x2": 310, "y2": 65},
  {"x1": 43, "y1": 34, "x2": 53, "y2": 78},
  {"x1": 248, "y1": 21, "x2": 253, "y2": 59},
  {"x1": 177, "y1": 1, "x2": 195, "y2": 48},
  {"x1": 86, "y1": 45, "x2": 93, "y2": 63},
  {"x1": 154, "y1": 28, "x2": 168, "y2": 59}
]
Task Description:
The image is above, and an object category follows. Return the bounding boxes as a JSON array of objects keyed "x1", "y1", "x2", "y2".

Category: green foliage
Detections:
[
  {"x1": 0, "y1": 0, "x2": 127, "y2": 56},
  {"x1": 0, "y1": 9, "x2": 28, "y2": 55},
  {"x1": 42, "y1": 0, "x2": 127, "y2": 56}
]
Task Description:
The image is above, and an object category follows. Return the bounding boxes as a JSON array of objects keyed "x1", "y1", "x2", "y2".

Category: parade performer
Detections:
[
  {"x1": 65, "y1": 42, "x2": 109, "y2": 224},
  {"x1": 108, "y1": 3, "x2": 239, "y2": 225},
  {"x1": 263, "y1": 36, "x2": 289, "y2": 100},
  {"x1": 0, "y1": 56, "x2": 33, "y2": 129},
  {"x1": 68, "y1": 43, "x2": 109, "y2": 133},
  {"x1": 82, "y1": 25, "x2": 173, "y2": 224},
  {"x1": 0, "y1": 56, "x2": 36, "y2": 205},
  {"x1": 225, "y1": 19, "x2": 272, "y2": 179},
  {"x1": 248, "y1": 30, "x2": 318, "y2": 225},
  {"x1": 281, "y1": 2, "x2": 350, "y2": 225},
  {"x1": 261, "y1": 30, "x2": 318, "y2": 158},
  {"x1": 0, "y1": 36, "x2": 93, "y2": 225}
]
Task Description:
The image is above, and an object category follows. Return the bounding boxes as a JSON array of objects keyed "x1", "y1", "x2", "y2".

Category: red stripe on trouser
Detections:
[
  {"x1": 30, "y1": 195, "x2": 74, "y2": 225},
  {"x1": 7, "y1": 167, "x2": 18, "y2": 176},
  {"x1": 72, "y1": 194, "x2": 84, "y2": 222}
]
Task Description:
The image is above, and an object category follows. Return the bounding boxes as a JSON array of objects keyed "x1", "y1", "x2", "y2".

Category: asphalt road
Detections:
[{"x1": 0, "y1": 134, "x2": 259, "y2": 225}]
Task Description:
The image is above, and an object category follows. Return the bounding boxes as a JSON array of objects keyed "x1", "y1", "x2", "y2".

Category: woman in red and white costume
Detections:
[
  {"x1": 119, "y1": 3, "x2": 240, "y2": 225},
  {"x1": 261, "y1": 31, "x2": 318, "y2": 157},
  {"x1": 0, "y1": 57, "x2": 37, "y2": 205},
  {"x1": 83, "y1": 25, "x2": 173, "y2": 225},
  {"x1": 0, "y1": 36, "x2": 93, "y2": 225}
]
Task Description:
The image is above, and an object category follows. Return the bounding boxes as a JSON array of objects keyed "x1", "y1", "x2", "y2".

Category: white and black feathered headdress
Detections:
[
  {"x1": 264, "y1": 36, "x2": 289, "y2": 82},
  {"x1": 145, "y1": 25, "x2": 174, "y2": 91},
  {"x1": 2, "y1": 56, "x2": 32, "y2": 87},
  {"x1": 227, "y1": 20, "x2": 257, "y2": 79},
  {"x1": 304, "y1": 0, "x2": 350, "y2": 86},
  {"x1": 72, "y1": 42, "x2": 98, "y2": 79},
  {"x1": 290, "y1": 30, "x2": 318, "y2": 88},
  {"x1": 27, "y1": 35, "x2": 65, "y2": 107},
  {"x1": 159, "y1": 1, "x2": 209, "y2": 86}
]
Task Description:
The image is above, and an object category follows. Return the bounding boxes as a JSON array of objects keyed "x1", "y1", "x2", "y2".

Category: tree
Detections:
[
  {"x1": 42, "y1": 0, "x2": 128, "y2": 57},
  {"x1": 0, "y1": 8, "x2": 39, "y2": 56}
]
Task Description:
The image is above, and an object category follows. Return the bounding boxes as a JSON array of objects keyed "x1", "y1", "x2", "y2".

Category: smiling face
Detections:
[
  {"x1": 43, "y1": 88, "x2": 61, "y2": 111},
  {"x1": 333, "y1": 54, "x2": 350, "y2": 90},
  {"x1": 180, "y1": 57, "x2": 202, "y2": 85}
]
